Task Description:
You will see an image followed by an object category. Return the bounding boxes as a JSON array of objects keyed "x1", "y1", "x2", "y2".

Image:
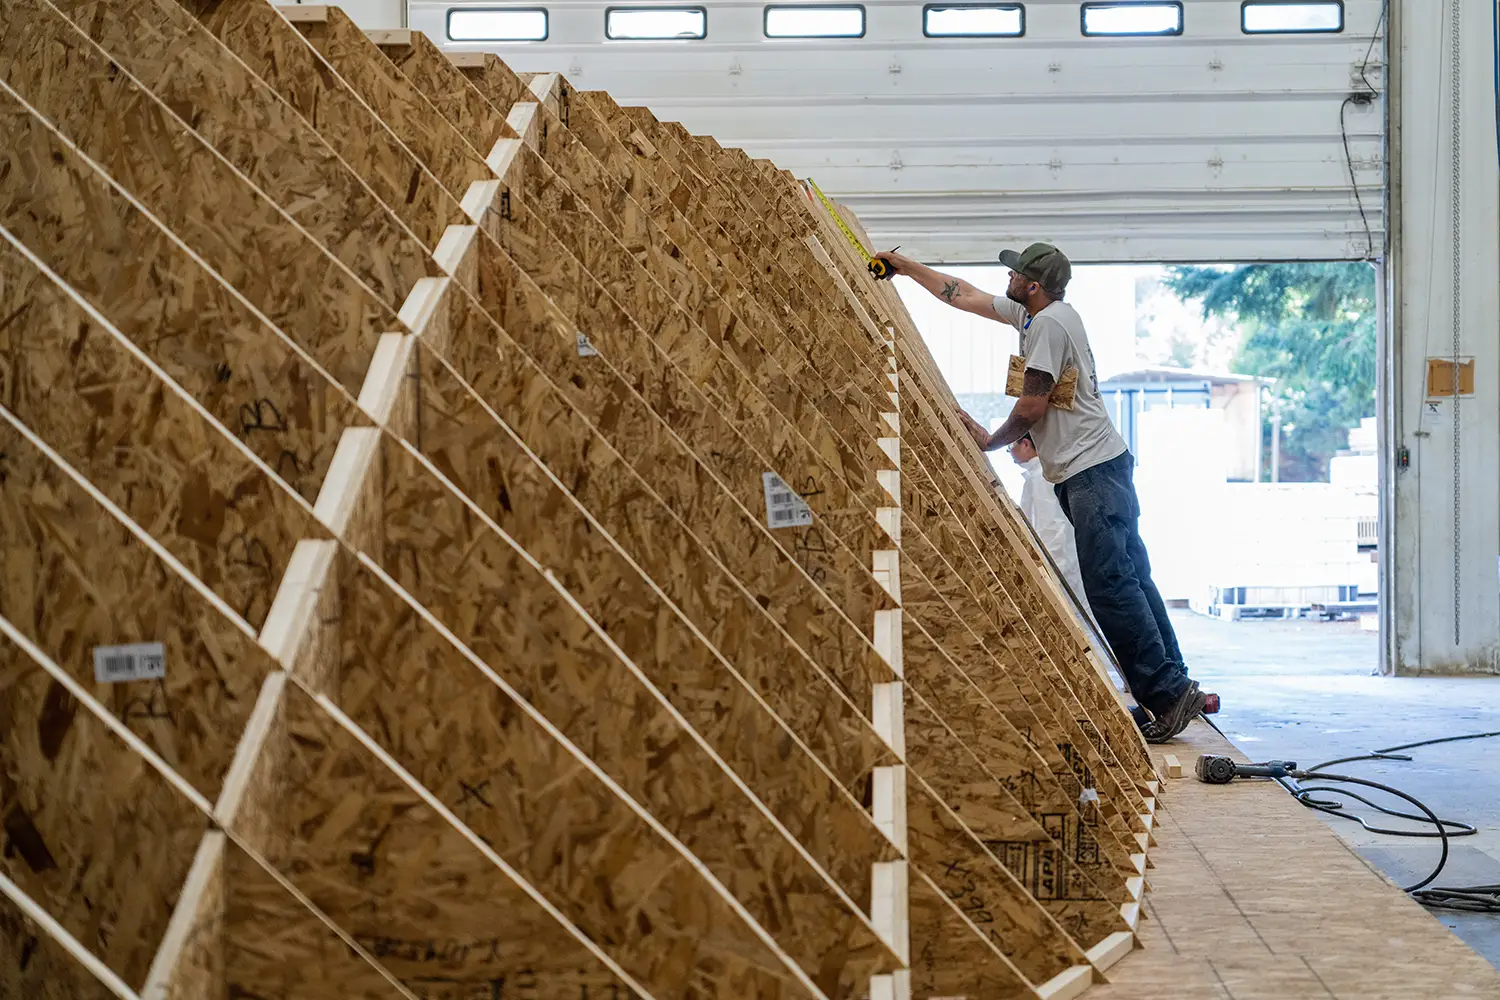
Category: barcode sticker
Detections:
[
  {"x1": 92, "y1": 642, "x2": 166, "y2": 684},
  {"x1": 576, "y1": 331, "x2": 599, "y2": 357},
  {"x1": 762, "y1": 472, "x2": 813, "y2": 530}
]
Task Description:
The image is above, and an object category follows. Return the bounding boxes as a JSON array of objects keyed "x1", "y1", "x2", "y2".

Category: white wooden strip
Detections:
[
  {"x1": 1085, "y1": 929, "x2": 1135, "y2": 973},
  {"x1": 1036, "y1": 964, "x2": 1092, "y2": 1000},
  {"x1": 0, "y1": 870, "x2": 142, "y2": 1000},
  {"x1": 141, "y1": 832, "x2": 225, "y2": 1000}
]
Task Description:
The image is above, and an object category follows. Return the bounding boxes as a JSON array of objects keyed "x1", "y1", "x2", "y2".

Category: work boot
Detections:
[{"x1": 1140, "y1": 680, "x2": 1209, "y2": 744}]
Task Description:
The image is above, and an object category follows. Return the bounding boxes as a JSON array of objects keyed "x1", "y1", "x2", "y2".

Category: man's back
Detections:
[{"x1": 992, "y1": 297, "x2": 1127, "y2": 483}]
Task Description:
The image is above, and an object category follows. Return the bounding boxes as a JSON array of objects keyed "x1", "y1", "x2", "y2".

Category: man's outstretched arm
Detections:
[
  {"x1": 959, "y1": 369, "x2": 1054, "y2": 451},
  {"x1": 873, "y1": 250, "x2": 1001, "y2": 320}
]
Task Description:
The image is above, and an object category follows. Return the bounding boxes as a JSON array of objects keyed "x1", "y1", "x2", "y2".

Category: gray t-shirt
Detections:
[{"x1": 993, "y1": 296, "x2": 1128, "y2": 484}]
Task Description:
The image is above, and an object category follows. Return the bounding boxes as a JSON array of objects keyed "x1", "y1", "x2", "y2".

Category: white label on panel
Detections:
[
  {"x1": 93, "y1": 642, "x2": 166, "y2": 684},
  {"x1": 762, "y1": 471, "x2": 813, "y2": 530}
]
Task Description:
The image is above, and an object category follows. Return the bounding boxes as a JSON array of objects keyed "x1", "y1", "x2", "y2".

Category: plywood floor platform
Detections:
[{"x1": 1098, "y1": 722, "x2": 1500, "y2": 1000}]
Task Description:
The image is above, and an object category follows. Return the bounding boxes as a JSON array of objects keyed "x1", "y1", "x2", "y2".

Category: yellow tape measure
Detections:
[{"x1": 806, "y1": 178, "x2": 894, "y2": 281}]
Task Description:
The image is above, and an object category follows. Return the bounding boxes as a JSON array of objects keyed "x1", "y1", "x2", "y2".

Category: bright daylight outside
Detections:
[{"x1": 902, "y1": 261, "x2": 1379, "y2": 637}]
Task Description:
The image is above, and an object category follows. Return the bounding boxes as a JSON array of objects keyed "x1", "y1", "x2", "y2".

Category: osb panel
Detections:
[
  {"x1": 0, "y1": 39, "x2": 390, "y2": 397},
  {"x1": 906, "y1": 781, "x2": 1084, "y2": 985},
  {"x1": 509, "y1": 138, "x2": 890, "y2": 512},
  {"x1": 0, "y1": 891, "x2": 118, "y2": 1000},
  {"x1": 907, "y1": 873, "x2": 1036, "y2": 1000},
  {"x1": 899, "y1": 622, "x2": 1134, "y2": 902},
  {"x1": 582, "y1": 98, "x2": 893, "y2": 438},
  {"x1": 0, "y1": 81, "x2": 363, "y2": 505},
  {"x1": 8, "y1": 23, "x2": 900, "y2": 971},
  {"x1": 407, "y1": 345, "x2": 898, "y2": 898},
  {"x1": 0, "y1": 240, "x2": 318, "y2": 632},
  {"x1": 374, "y1": 30, "x2": 507, "y2": 154},
  {"x1": 232, "y1": 683, "x2": 635, "y2": 997},
  {"x1": 291, "y1": 6, "x2": 491, "y2": 201},
  {"x1": 470, "y1": 86, "x2": 899, "y2": 569},
  {"x1": 470, "y1": 236, "x2": 893, "y2": 707},
  {"x1": 222, "y1": 841, "x2": 423, "y2": 1000},
  {"x1": 46, "y1": 0, "x2": 432, "y2": 308},
  {"x1": 171, "y1": 21, "x2": 900, "y2": 779},
  {"x1": 157, "y1": 836, "x2": 227, "y2": 1000},
  {"x1": 896, "y1": 504, "x2": 1140, "y2": 869},
  {"x1": 612, "y1": 111, "x2": 891, "y2": 424},
  {"x1": 903, "y1": 692, "x2": 1129, "y2": 948},
  {"x1": 492, "y1": 150, "x2": 895, "y2": 636},
  {"x1": 659, "y1": 165, "x2": 896, "y2": 469},
  {"x1": 138, "y1": 0, "x2": 888, "y2": 803},
  {"x1": 0, "y1": 624, "x2": 208, "y2": 989},
  {"x1": 561, "y1": 94, "x2": 890, "y2": 465},
  {"x1": 179, "y1": 0, "x2": 454, "y2": 251},
  {"x1": 0, "y1": 426, "x2": 278, "y2": 801},
  {"x1": 422, "y1": 330, "x2": 892, "y2": 798},
  {"x1": 363, "y1": 434, "x2": 896, "y2": 994},
  {"x1": 85, "y1": 1, "x2": 888, "y2": 827},
  {"x1": 329, "y1": 50, "x2": 900, "y2": 669},
  {"x1": 901, "y1": 576, "x2": 1138, "y2": 896},
  {"x1": 452, "y1": 53, "x2": 532, "y2": 112},
  {"x1": 330, "y1": 559, "x2": 818, "y2": 999},
  {"x1": 479, "y1": 86, "x2": 734, "y2": 370},
  {"x1": 292, "y1": 43, "x2": 894, "y2": 653}
]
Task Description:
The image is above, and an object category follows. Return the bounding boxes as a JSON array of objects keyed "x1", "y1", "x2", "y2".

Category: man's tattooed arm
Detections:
[
  {"x1": 1021, "y1": 367, "x2": 1057, "y2": 400},
  {"x1": 976, "y1": 368, "x2": 1055, "y2": 451},
  {"x1": 871, "y1": 251, "x2": 1001, "y2": 319}
]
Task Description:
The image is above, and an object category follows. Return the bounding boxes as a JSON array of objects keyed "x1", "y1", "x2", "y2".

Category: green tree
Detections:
[{"x1": 1164, "y1": 263, "x2": 1377, "y2": 481}]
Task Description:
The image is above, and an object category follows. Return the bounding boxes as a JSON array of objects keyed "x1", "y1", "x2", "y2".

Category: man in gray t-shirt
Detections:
[{"x1": 875, "y1": 242, "x2": 1212, "y2": 743}]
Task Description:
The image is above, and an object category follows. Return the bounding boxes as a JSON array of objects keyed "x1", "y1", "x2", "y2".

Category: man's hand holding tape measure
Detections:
[{"x1": 806, "y1": 179, "x2": 902, "y2": 281}]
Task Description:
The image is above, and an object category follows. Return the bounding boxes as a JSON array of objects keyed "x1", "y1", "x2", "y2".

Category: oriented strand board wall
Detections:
[{"x1": 0, "y1": 4, "x2": 1167, "y2": 1000}]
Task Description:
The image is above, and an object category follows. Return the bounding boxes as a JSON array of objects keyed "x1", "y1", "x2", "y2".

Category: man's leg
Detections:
[
  {"x1": 1127, "y1": 532, "x2": 1183, "y2": 666},
  {"x1": 1057, "y1": 455, "x2": 1189, "y2": 715},
  {"x1": 1116, "y1": 465, "x2": 1184, "y2": 667}
]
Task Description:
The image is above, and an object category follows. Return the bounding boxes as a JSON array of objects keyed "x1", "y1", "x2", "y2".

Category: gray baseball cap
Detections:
[{"x1": 998, "y1": 242, "x2": 1071, "y2": 295}]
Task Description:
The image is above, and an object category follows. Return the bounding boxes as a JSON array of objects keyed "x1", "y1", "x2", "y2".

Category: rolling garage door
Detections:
[{"x1": 412, "y1": 0, "x2": 1386, "y2": 262}]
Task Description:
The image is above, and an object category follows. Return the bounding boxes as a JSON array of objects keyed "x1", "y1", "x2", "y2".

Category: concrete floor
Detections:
[{"x1": 1167, "y1": 609, "x2": 1500, "y2": 971}]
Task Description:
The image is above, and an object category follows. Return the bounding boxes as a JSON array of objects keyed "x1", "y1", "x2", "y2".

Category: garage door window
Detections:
[
  {"x1": 447, "y1": 8, "x2": 549, "y2": 41},
  {"x1": 923, "y1": 4, "x2": 1024, "y2": 37},
  {"x1": 1242, "y1": 2, "x2": 1343, "y2": 34},
  {"x1": 764, "y1": 5, "x2": 866, "y2": 38},
  {"x1": 1081, "y1": 2, "x2": 1183, "y2": 36},
  {"x1": 606, "y1": 7, "x2": 708, "y2": 39}
]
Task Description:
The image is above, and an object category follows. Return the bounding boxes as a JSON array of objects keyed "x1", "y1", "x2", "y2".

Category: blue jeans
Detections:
[{"x1": 1053, "y1": 451, "x2": 1191, "y2": 714}]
